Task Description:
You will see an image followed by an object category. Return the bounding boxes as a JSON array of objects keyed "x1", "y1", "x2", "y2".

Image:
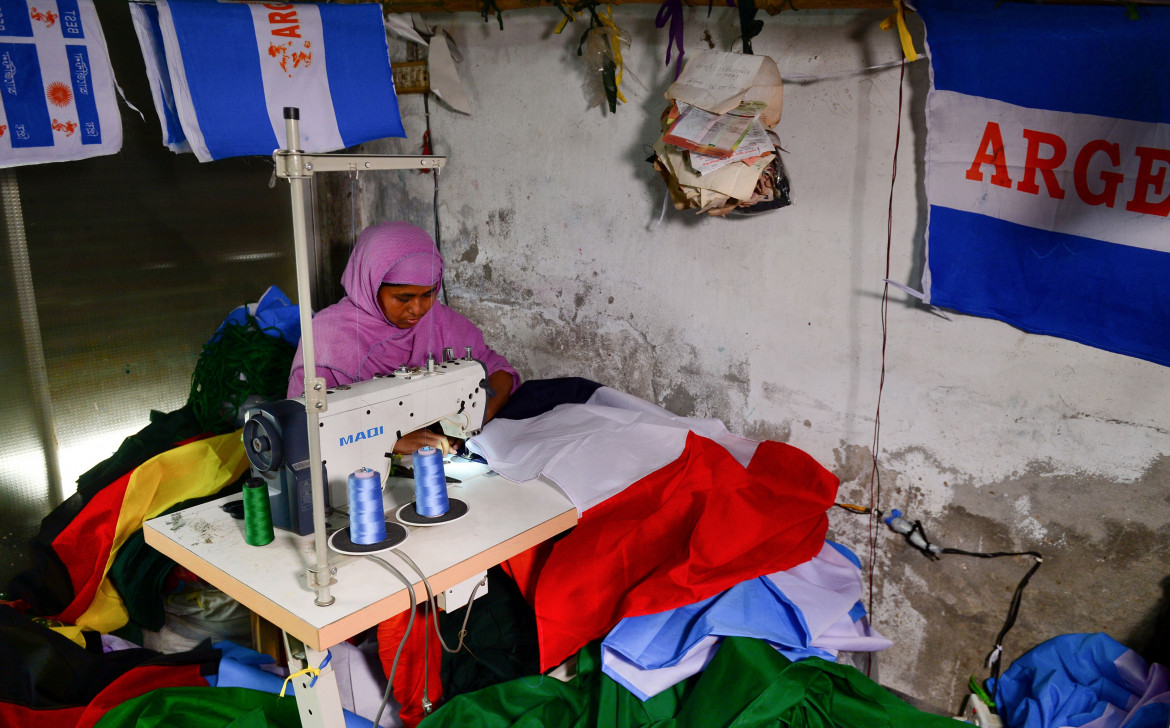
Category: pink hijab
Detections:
[{"x1": 287, "y1": 221, "x2": 518, "y2": 397}]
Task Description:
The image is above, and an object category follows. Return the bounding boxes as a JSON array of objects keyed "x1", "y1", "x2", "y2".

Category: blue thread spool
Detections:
[
  {"x1": 413, "y1": 446, "x2": 450, "y2": 517},
  {"x1": 347, "y1": 468, "x2": 387, "y2": 545}
]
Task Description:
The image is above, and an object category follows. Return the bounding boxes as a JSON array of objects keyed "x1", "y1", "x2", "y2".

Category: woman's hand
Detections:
[
  {"x1": 484, "y1": 370, "x2": 515, "y2": 423},
  {"x1": 393, "y1": 429, "x2": 455, "y2": 456}
]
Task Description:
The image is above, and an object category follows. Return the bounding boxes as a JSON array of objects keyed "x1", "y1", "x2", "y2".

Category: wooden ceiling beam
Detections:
[{"x1": 370, "y1": 0, "x2": 890, "y2": 16}]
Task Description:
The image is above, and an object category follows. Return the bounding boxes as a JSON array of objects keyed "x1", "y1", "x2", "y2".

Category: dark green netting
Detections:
[{"x1": 188, "y1": 315, "x2": 295, "y2": 435}]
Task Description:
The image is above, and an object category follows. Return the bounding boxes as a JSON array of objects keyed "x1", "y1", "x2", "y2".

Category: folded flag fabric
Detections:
[
  {"x1": 130, "y1": 0, "x2": 404, "y2": 162},
  {"x1": 601, "y1": 541, "x2": 891, "y2": 701},
  {"x1": 0, "y1": 0, "x2": 121, "y2": 167},
  {"x1": 531, "y1": 431, "x2": 837, "y2": 671},
  {"x1": 51, "y1": 430, "x2": 250, "y2": 633},
  {"x1": 4, "y1": 407, "x2": 203, "y2": 618},
  {"x1": 917, "y1": 0, "x2": 1170, "y2": 367},
  {"x1": 991, "y1": 633, "x2": 1170, "y2": 728},
  {"x1": 469, "y1": 385, "x2": 759, "y2": 514},
  {"x1": 0, "y1": 605, "x2": 220, "y2": 728}
]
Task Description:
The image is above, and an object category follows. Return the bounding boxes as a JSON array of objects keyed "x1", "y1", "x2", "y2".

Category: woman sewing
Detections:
[
  {"x1": 287, "y1": 220, "x2": 518, "y2": 453},
  {"x1": 287, "y1": 220, "x2": 520, "y2": 727}
]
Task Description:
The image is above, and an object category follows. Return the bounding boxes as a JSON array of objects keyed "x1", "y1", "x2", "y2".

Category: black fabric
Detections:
[
  {"x1": 0, "y1": 604, "x2": 218, "y2": 710},
  {"x1": 493, "y1": 377, "x2": 603, "y2": 421},
  {"x1": 108, "y1": 477, "x2": 247, "y2": 632},
  {"x1": 75, "y1": 407, "x2": 204, "y2": 501},
  {"x1": 5, "y1": 407, "x2": 204, "y2": 615},
  {"x1": 438, "y1": 566, "x2": 541, "y2": 701}
]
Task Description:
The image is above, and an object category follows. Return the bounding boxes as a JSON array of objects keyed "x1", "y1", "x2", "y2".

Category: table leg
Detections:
[{"x1": 282, "y1": 632, "x2": 347, "y2": 728}]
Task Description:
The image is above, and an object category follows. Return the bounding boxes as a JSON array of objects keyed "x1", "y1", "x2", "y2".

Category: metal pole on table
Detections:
[{"x1": 282, "y1": 107, "x2": 334, "y2": 607}]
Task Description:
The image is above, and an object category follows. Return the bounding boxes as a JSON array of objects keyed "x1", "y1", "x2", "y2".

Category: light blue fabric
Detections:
[
  {"x1": 599, "y1": 541, "x2": 891, "y2": 701},
  {"x1": 992, "y1": 633, "x2": 1170, "y2": 728},
  {"x1": 603, "y1": 574, "x2": 831, "y2": 672}
]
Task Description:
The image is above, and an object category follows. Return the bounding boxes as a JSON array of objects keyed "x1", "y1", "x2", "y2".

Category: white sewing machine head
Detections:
[{"x1": 242, "y1": 355, "x2": 489, "y2": 534}]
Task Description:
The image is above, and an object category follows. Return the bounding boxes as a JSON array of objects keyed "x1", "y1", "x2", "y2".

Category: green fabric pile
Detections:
[
  {"x1": 422, "y1": 636, "x2": 959, "y2": 728},
  {"x1": 93, "y1": 687, "x2": 300, "y2": 728}
]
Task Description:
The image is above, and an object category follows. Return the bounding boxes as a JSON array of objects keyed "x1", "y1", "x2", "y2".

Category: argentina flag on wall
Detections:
[
  {"x1": 0, "y1": 0, "x2": 121, "y2": 167},
  {"x1": 131, "y1": 0, "x2": 404, "y2": 163},
  {"x1": 916, "y1": 0, "x2": 1170, "y2": 367}
]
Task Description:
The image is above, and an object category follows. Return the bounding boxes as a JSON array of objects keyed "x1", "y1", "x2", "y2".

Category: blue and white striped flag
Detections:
[
  {"x1": 918, "y1": 0, "x2": 1170, "y2": 367},
  {"x1": 132, "y1": 0, "x2": 405, "y2": 163},
  {"x1": 0, "y1": 0, "x2": 121, "y2": 167}
]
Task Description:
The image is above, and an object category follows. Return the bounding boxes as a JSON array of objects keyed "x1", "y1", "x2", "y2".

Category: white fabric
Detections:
[
  {"x1": 926, "y1": 91, "x2": 1170, "y2": 255},
  {"x1": 329, "y1": 641, "x2": 401, "y2": 728},
  {"x1": 242, "y1": 3, "x2": 344, "y2": 155},
  {"x1": 467, "y1": 386, "x2": 758, "y2": 513}
]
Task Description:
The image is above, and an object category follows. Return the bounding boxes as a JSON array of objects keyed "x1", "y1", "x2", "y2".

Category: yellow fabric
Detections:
[
  {"x1": 553, "y1": 11, "x2": 575, "y2": 35},
  {"x1": 597, "y1": 6, "x2": 627, "y2": 105},
  {"x1": 47, "y1": 623, "x2": 88, "y2": 647},
  {"x1": 881, "y1": 0, "x2": 919, "y2": 62},
  {"x1": 74, "y1": 430, "x2": 249, "y2": 633}
]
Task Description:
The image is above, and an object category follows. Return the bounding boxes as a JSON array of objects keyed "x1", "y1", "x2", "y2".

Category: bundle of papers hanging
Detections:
[{"x1": 651, "y1": 50, "x2": 791, "y2": 217}]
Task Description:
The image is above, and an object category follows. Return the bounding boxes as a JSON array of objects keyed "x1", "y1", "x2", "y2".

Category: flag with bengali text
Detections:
[
  {"x1": 0, "y1": 0, "x2": 121, "y2": 167},
  {"x1": 131, "y1": 0, "x2": 404, "y2": 163},
  {"x1": 917, "y1": 0, "x2": 1170, "y2": 367}
]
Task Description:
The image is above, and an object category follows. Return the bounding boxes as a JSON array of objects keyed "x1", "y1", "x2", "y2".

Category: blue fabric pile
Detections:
[{"x1": 992, "y1": 633, "x2": 1170, "y2": 728}]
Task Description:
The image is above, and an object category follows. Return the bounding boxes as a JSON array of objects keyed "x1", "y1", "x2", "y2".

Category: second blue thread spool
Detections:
[
  {"x1": 348, "y1": 468, "x2": 387, "y2": 544},
  {"x1": 413, "y1": 446, "x2": 450, "y2": 517}
]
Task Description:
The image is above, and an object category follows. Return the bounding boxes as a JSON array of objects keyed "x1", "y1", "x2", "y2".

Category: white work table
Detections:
[{"x1": 143, "y1": 460, "x2": 577, "y2": 653}]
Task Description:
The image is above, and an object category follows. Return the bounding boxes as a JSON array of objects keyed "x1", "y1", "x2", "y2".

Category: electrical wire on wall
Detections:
[
  {"x1": 858, "y1": 48, "x2": 1045, "y2": 687},
  {"x1": 864, "y1": 54, "x2": 908, "y2": 677},
  {"x1": 422, "y1": 93, "x2": 449, "y2": 308},
  {"x1": 885, "y1": 510, "x2": 1043, "y2": 681}
]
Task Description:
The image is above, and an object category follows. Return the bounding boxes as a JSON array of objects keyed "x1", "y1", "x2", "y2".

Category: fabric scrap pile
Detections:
[
  {"x1": 649, "y1": 50, "x2": 792, "y2": 217},
  {"x1": 469, "y1": 379, "x2": 892, "y2": 700}
]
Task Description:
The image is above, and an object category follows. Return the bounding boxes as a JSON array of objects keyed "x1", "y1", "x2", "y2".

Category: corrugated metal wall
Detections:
[{"x1": 0, "y1": 4, "x2": 297, "y2": 586}]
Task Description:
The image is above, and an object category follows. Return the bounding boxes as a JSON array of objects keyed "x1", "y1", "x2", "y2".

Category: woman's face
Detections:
[{"x1": 378, "y1": 284, "x2": 437, "y2": 328}]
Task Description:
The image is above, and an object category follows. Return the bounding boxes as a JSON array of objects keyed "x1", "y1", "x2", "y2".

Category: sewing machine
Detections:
[{"x1": 242, "y1": 352, "x2": 489, "y2": 535}]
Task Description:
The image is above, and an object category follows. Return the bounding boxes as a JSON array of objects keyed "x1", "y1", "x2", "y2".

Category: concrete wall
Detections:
[{"x1": 357, "y1": 8, "x2": 1170, "y2": 712}]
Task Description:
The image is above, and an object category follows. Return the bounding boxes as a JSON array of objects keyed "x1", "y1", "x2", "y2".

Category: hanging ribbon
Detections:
[
  {"x1": 737, "y1": 0, "x2": 763, "y2": 54},
  {"x1": 560, "y1": 3, "x2": 629, "y2": 112},
  {"x1": 708, "y1": 0, "x2": 736, "y2": 19},
  {"x1": 880, "y1": 0, "x2": 919, "y2": 62},
  {"x1": 655, "y1": 0, "x2": 686, "y2": 79},
  {"x1": 482, "y1": 0, "x2": 504, "y2": 31},
  {"x1": 598, "y1": 6, "x2": 626, "y2": 106}
]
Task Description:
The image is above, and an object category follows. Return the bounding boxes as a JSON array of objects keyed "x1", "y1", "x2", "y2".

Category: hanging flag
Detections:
[
  {"x1": 917, "y1": 0, "x2": 1170, "y2": 367},
  {"x1": 131, "y1": 0, "x2": 405, "y2": 163},
  {"x1": 0, "y1": 0, "x2": 121, "y2": 167}
]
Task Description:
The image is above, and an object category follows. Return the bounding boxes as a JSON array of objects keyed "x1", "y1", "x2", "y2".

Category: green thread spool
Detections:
[{"x1": 242, "y1": 477, "x2": 275, "y2": 546}]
